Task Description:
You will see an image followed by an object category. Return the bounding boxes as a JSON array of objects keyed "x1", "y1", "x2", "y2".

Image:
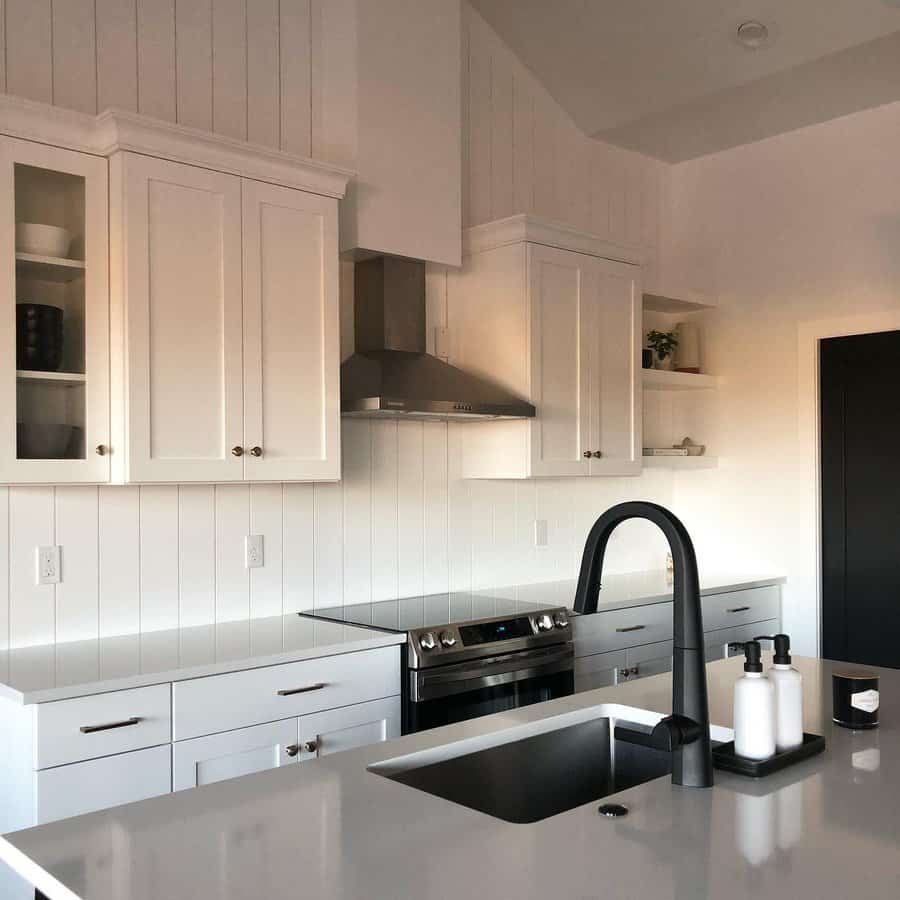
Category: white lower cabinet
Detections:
[
  {"x1": 36, "y1": 745, "x2": 171, "y2": 825},
  {"x1": 300, "y1": 697, "x2": 401, "y2": 760}
]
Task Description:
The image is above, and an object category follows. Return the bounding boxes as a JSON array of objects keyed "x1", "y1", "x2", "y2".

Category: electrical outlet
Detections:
[
  {"x1": 36, "y1": 546, "x2": 61, "y2": 585},
  {"x1": 534, "y1": 520, "x2": 548, "y2": 547},
  {"x1": 245, "y1": 535, "x2": 264, "y2": 569}
]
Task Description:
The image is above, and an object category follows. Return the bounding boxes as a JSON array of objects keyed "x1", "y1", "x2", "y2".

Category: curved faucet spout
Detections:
[{"x1": 574, "y1": 501, "x2": 713, "y2": 788}]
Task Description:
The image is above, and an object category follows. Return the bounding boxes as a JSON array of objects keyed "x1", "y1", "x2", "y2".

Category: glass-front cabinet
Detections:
[{"x1": 0, "y1": 136, "x2": 109, "y2": 482}]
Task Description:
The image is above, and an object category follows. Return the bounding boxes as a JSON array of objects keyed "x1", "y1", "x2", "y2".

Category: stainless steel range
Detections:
[{"x1": 303, "y1": 595, "x2": 574, "y2": 734}]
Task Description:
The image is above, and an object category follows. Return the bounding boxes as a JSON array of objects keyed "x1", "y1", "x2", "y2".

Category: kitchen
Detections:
[{"x1": 1, "y1": 1, "x2": 899, "y2": 898}]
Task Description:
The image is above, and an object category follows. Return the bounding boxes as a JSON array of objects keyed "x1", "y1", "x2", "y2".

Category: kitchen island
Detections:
[{"x1": 2, "y1": 654, "x2": 897, "y2": 899}]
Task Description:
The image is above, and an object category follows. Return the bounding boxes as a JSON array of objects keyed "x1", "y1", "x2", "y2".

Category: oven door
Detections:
[{"x1": 407, "y1": 643, "x2": 575, "y2": 733}]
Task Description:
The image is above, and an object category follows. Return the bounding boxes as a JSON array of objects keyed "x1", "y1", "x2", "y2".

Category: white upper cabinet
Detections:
[
  {"x1": 448, "y1": 216, "x2": 642, "y2": 478},
  {"x1": 241, "y1": 180, "x2": 340, "y2": 482},
  {"x1": 0, "y1": 135, "x2": 110, "y2": 483}
]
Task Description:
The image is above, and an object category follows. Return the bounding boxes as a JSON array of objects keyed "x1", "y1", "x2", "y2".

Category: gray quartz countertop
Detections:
[
  {"x1": 3, "y1": 653, "x2": 896, "y2": 900},
  {"x1": 0, "y1": 615, "x2": 405, "y2": 704}
]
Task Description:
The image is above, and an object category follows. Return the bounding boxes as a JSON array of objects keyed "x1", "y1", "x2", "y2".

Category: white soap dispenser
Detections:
[
  {"x1": 760, "y1": 633, "x2": 803, "y2": 752},
  {"x1": 733, "y1": 640, "x2": 776, "y2": 760}
]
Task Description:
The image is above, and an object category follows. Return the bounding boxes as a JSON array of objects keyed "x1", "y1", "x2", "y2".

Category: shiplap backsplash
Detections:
[{"x1": 0, "y1": 3, "x2": 672, "y2": 650}]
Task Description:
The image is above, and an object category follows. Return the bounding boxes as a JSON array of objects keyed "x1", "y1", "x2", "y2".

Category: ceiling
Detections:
[{"x1": 471, "y1": 0, "x2": 900, "y2": 161}]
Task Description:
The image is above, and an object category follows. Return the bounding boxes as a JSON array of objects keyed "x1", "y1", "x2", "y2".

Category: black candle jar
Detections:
[{"x1": 833, "y1": 670, "x2": 879, "y2": 730}]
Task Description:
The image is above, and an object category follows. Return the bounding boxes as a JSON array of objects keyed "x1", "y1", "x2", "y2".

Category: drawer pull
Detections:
[
  {"x1": 726, "y1": 606, "x2": 751, "y2": 614},
  {"x1": 619, "y1": 666, "x2": 640, "y2": 678},
  {"x1": 615, "y1": 625, "x2": 646, "y2": 633},
  {"x1": 277, "y1": 682, "x2": 327, "y2": 697},
  {"x1": 79, "y1": 716, "x2": 142, "y2": 734}
]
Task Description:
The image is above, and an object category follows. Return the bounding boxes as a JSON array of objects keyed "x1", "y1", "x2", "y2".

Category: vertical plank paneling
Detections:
[
  {"x1": 0, "y1": 0, "x2": 6, "y2": 94},
  {"x1": 341, "y1": 419, "x2": 372, "y2": 605},
  {"x1": 8, "y1": 488, "x2": 54, "y2": 648},
  {"x1": 467, "y1": 14, "x2": 492, "y2": 226},
  {"x1": 137, "y1": 0, "x2": 176, "y2": 121},
  {"x1": 469, "y1": 481, "x2": 496, "y2": 590},
  {"x1": 175, "y1": 0, "x2": 213, "y2": 130},
  {"x1": 490, "y1": 49, "x2": 514, "y2": 220},
  {"x1": 514, "y1": 480, "x2": 537, "y2": 587},
  {"x1": 97, "y1": 0, "x2": 138, "y2": 112},
  {"x1": 422, "y1": 423, "x2": 449, "y2": 595},
  {"x1": 249, "y1": 483, "x2": 283, "y2": 618},
  {"x1": 313, "y1": 482, "x2": 342, "y2": 608},
  {"x1": 625, "y1": 151, "x2": 644, "y2": 247},
  {"x1": 641, "y1": 160, "x2": 660, "y2": 249},
  {"x1": 178, "y1": 485, "x2": 215, "y2": 627},
  {"x1": 55, "y1": 488, "x2": 99, "y2": 642},
  {"x1": 99, "y1": 487, "x2": 140, "y2": 637},
  {"x1": 0, "y1": 488, "x2": 9, "y2": 651},
  {"x1": 51, "y1": 0, "x2": 98, "y2": 113},
  {"x1": 512, "y1": 72, "x2": 534, "y2": 216},
  {"x1": 5, "y1": 0, "x2": 53, "y2": 103},
  {"x1": 246, "y1": 0, "x2": 280, "y2": 148},
  {"x1": 139, "y1": 486, "x2": 179, "y2": 632},
  {"x1": 280, "y1": 0, "x2": 312, "y2": 155},
  {"x1": 590, "y1": 141, "x2": 612, "y2": 240},
  {"x1": 212, "y1": 0, "x2": 248, "y2": 139},
  {"x1": 447, "y1": 423, "x2": 471, "y2": 593},
  {"x1": 532, "y1": 91, "x2": 557, "y2": 220},
  {"x1": 215, "y1": 484, "x2": 250, "y2": 622},
  {"x1": 608, "y1": 145, "x2": 628, "y2": 245},
  {"x1": 371, "y1": 421, "x2": 399, "y2": 601},
  {"x1": 283, "y1": 483, "x2": 315, "y2": 612},
  {"x1": 397, "y1": 422, "x2": 424, "y2": 599}
]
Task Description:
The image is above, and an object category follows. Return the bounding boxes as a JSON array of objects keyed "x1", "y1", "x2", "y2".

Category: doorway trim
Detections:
[{"x1": 799, "y1": 311, "x2": 900, "y2": 656}]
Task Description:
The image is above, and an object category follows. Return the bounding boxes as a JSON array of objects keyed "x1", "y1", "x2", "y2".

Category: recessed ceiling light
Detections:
[{"x1": 735, "y1": 21, "x2": 772, "y2": 50}]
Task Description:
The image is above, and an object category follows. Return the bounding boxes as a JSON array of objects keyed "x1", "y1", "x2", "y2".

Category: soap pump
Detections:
[
  {"x1": 756, "y1": 634, "x2": 803, "y2": 751},
  {"x1": 733, "y1": 640, "x2": 776, "y2": 760}
]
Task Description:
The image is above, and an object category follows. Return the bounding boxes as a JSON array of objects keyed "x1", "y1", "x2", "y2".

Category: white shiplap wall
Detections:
[{"x1": 0, "y1": 3, "x2": 672, "y2": 650}]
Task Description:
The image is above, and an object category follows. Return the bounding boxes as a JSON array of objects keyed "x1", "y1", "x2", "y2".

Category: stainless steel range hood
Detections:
[{"x1": 341, "y1": 256, "x2": 535, "y2": 420}]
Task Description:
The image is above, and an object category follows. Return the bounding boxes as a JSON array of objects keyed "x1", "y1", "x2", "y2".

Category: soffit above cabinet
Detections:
[{"x1": 0, "y1": 94, "x2": 354, "y2": 199}]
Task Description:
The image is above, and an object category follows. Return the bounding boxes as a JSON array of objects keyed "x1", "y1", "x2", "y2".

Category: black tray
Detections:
[{"x1": 712, "y1": 732, "x2": 825, "y2": 777}]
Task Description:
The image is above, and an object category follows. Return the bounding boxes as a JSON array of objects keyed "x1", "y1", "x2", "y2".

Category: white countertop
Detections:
[
  {"x1": 0, "y1": 615, "x2": 406, "y2": 704},
  {"x1": 3, "y1": 653, "x2": 896, "y2": 900}
]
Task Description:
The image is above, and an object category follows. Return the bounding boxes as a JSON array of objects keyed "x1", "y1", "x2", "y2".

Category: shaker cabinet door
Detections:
[
  {"x1": 115, "y1": 153, "x2": 244, "y2": 482},
  {"x1": 0, "y1": 136, "x2": 110, "y2": 483},
  {"x1": 241, "y1": 179, "x2": 340, "y2": 481}
]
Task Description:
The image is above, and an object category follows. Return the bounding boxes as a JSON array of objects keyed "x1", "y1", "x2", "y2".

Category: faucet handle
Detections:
[{"x1": 649, "y1": 714, "x2": 703, "y2": 752}]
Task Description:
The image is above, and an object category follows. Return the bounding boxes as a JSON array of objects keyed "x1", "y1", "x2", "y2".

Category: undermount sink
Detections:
[{"x1": 372, "y1": 707, "x2": 681, "y2": 824}]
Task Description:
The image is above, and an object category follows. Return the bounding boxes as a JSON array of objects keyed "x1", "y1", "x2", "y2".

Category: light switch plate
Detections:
[
  {"x1": 37, "y1": 546, "x2": 61, "y2": 584},
  {"x1": 534, "y1": 520, "x2": 548, "y2": 547},
  {"x1": 245, "y1": 535, "x2": 264, "y2": 569}
]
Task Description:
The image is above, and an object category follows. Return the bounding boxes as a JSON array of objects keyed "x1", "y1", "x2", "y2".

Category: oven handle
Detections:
[{"x1": 411, "y1": 644, "x2": 574, "y2": 703}]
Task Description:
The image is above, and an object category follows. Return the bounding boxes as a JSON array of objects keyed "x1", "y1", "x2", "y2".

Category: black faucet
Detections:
[{"x1": 573, "y1": 501, "x2": 713, "y2": 789}]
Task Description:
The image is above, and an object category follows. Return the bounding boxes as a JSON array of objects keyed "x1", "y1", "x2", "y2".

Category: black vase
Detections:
[
  {"x1": 642, "y1": 348, "x2": 653, "y2": 370},
  {"x1": 16, "y1": 304, "x2": 64, "y2": 372}
]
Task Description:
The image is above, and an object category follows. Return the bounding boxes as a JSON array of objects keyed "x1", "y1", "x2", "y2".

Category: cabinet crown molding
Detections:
[
  {"x1": 0, "y1": 94, "x2": 354, "y2": 198},
  {"x1": 464, "y1": 214, "x2": 645, "y2": 266}
]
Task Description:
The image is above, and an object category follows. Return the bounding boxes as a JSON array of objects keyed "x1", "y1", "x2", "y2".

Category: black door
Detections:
[{"x1": 821, "y1": 330, "x2": 900, "y2": 668}]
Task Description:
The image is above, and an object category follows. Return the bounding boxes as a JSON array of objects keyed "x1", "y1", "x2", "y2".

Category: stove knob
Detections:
[
  {"x1": 419, "y1": 632, "x2": 436, "y2": 651},
  {"x1": 553, "y1": 612, "x2": 569, "y2": 629},
  {"x1": 536, "y1": 614, "x2": 554, "y2": 632},
  {"x1": 439, "y1": 630, "x2": 457, "y2": 648}
]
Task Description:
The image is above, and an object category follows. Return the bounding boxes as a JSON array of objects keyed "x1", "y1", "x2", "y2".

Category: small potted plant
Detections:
[{"x1": 646, "y1": 329, "x2": 678, "y2": 371}]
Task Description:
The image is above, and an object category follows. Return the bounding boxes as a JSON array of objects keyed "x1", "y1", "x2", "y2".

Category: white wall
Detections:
[
  {"x1": 662, "y1": 99, "x2": 900, "y2": 655},
  {"x1": 0, "y1": 2, "x2": 672, "y2": 650}
]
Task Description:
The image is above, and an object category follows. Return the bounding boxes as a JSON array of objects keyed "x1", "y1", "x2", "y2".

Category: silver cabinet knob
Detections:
[
  {"x1": 419, "y1": 632, "x2": 436, "y2": 651},
  {"x1": 303, "y1": 740, "x2": 318, "y2": 754},
  {"x1": 249, "y1": 446, "x2": 262, "y2": 457},
  {"x1": 439, "y1": 630, "x2": 457, "y2": 648},
  {"x1": 591, "y1": 451, "x2": 602, "y2": 458},
  {"x1": 232, "y1": 446, "x2": 244, "y2": 457},
  {"x1": 583, "y1": 450, "x2": 592, "y2": 458},
  {"x1": 95, "y1": 444, "x2": 107, "y2": 456},
  {"x1": 285, "y1": 743, "x2": 300, "y2": 758},
  {"x1": 553, "y1": 612, "x2": 569, "y2": 629}
]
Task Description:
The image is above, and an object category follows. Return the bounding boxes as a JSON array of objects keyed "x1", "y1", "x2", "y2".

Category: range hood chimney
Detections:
[{"x1": 340, "y1": 256, "x2": 535, "y2": 420}]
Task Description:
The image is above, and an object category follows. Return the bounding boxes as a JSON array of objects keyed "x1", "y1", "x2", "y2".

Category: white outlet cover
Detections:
[
  {"x1": 245, "y1": 535, "x2": 264, "y2": 569},
  {"x1": 36, "y1": 546, "x2": 61, "y2": 585}
]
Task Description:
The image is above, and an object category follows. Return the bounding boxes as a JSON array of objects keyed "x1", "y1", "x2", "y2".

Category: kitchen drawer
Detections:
[
  {"x1": 36, "y1": 744, "x2": 171, "y2": 824},
  {"x1": 35, "y1": 684, "x2": 172, "y2": 770},
  {"x1": 704, "y1": 619, "x2": 780, "y2": 662},
  {"x1": 701, "y1": 586, "x2": 780, "y2": 632},
  {"x1": 574, "y1": 649, "x2": 626, "y2": 693},
  {"x1": 619, "y1": 640, "x2": 674, "y2": 683},
  {"x1": 172, "y1": 646, "x2": 400, "y2": 741},
  {"x1": 572, "y1": 601, "x2": 673, "y2": 657}
]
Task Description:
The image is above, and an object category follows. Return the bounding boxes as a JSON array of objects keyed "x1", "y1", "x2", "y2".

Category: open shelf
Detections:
[
  {"x1": 16, "y1": 370, "x2": 86, "y2": 388},
  {"x1": 643, "y1": 291, "x2": 715, "y2": 313},
  {"x1": 643, "y1": 369, "x2": 719, "y2": 391},
  {"x1": 642, "y1": 455, "x2": 718, "y2": 470},
  {"x1": 16, "y1": 252, "x2": 86, "y2": 283}
]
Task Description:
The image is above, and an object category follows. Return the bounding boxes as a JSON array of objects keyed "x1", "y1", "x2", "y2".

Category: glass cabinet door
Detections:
[{"x1": 0, "y1": 136, "x2": 109, "y2": 482}]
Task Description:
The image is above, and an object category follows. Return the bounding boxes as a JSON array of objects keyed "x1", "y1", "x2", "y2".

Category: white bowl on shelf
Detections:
[{"x1": 16, "y1": 223, "x2": 73, "y2": 258}]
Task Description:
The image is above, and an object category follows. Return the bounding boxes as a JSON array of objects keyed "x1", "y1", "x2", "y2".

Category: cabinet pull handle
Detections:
[
  {"x1": 277, "y1": 682, "x2": 327, "y2": 697},
  {"x1": 726, "y1": 606, "x2": 751, "y2": 614},
  {"x1": 615, "y1": 624, "x2": 646, "y2": 633},
  {"x1": 249, "y1": 446, "x2": 262, "y2": 457},
  {"x1": 583, "y1": 450, "x2": 592, "y2": 458},
  {"x1": 231, "y1": 446, "x2": 244, "y2": 457},
  {"x1": 95, "y1": 444, "x2": 107, "y2": 456},
  {"x1": 592, "y1": 450, "x2": 603, "y2": 458},
  {"x1": 285, "y1": 743, "x2": 300, "y2": 757},
  {"x1": 618, "y1": 666, "x2": 640, "y2": 678},
  {"x1": 303, "y1": 740, "x2": 319, "y2": 754},
  {"x1": 80, "y1": 716, "x2": 142, "y2": 734}
]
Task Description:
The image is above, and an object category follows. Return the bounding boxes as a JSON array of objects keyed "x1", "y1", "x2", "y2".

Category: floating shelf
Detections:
[
  {"x1": 643, "y1": 369, "x2": 719, "y2": 391},
  {"x1": 16, "y1": 252, "x2": 86, "y2": 283},
  {"x1": 16, "y1": 370, "x2": 86, "y2": 387},
  {"x1": 643, "y1": 291, "x2": 715, "y2": 313},
  {"x1": 643, "y1": 455, "x2": 718, "y2": 470}
]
